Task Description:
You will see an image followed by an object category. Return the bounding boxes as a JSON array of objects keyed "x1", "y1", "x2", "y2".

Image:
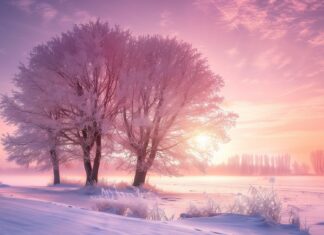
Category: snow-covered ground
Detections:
[
  {"x1": 0, "y1": 191, "x2": 307, "y2": 235},
  {"x1": 150, "y1": 176, "x2": 324, "y2": 235},
  {"x1": 0, "y1": 176, "x2": 323, "y2": 234}
]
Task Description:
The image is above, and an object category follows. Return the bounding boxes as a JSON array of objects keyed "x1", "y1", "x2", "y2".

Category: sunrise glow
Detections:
[
  {"x1": 194, "y1": 134, "x2": 212, "y2": 150},
  {"x1": 0, "y1": 1, "x2": 323, "y2": 235}
]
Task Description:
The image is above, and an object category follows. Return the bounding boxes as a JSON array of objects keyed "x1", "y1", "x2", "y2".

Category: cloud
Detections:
[
  {"x1": 290, "y1": 0, "x2": 308, "y2": 12},
  {"x1": 159, "y1": 10, "x2": 172, "y2": 28},
  {"x1": 193, "y1": 0, "x2": 324, "y2": 44},
  {"x1": 11, "y1": 0, "x2": 58, "y2": 22},
  {"x1": 11, "y1": 0, "x2": 34, "y2": 13},
  {"x1": 226, "y1": 47, "x2": 238, "y2": 57},
  {"x1": 253, "y1": 48, "x2": 291, "y2": 70},
  {"x1": 225, "y1": 47, "x2": 247, "y2": 69},
  {"x1": 231, "y1": 93, "x2": 324, "y2": 139},
  {"x1": 225, "y1": 47, "x2": 246, "y2": 69},
  {"x1": 35, "y1": 3, "x2": 58, "y2": 21},
  {"x1": 278, "y1": 82, "x2": 317, "y2": 97},
  {"x1": 157, "y1": 10, "x2": 179, "y2": 37},
  {"x1": 192, "y1": 0, "x2": 214, "y2": 14},
  {"x1": 235, "y1": 58, "x2": 246, "y2": 69},
  {"x1": 297, "y1": 19, "x2": 315, "y2": 38},
  {"x1": 308, "y1": 32, "x2": 324, "y2": 46},
  {"x1": 220, "y1": 1, "x2": 268, "y2": 32},
  {"x1": 60, "y1": 10, "x2": 97, "y2": 24}
]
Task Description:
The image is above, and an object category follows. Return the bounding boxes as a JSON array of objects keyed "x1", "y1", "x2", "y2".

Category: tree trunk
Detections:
[
  {"x1": 133, "y1": 149, "x2": 157, "y2": 187},
  {"x1": 53, "y1": 165, "x2": 60, "y2": 185},
  {"x1": 91, "y1": 133, "x2": 101, "y2": 184},
  {"x1": 83, "y1": 145, "x2": 93, "y2": 185},
  {"x1": 50, "y1": 149, "x2": 60, "y2": 185},
  {"x1": 133, "y1": 168, "x2": 148, "y2": 187}
]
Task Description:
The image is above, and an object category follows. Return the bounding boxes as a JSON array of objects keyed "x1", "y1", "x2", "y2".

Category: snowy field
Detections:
[{"x1": 0, "y1": 175, "x2": 323, "y2": 235}]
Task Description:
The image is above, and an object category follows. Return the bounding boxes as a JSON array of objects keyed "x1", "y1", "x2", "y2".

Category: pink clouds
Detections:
[
  {"x1": 219, "y1": 1, "x2": 268, "y2": 32},
  {"x1": 193, "y1": 0, "x2": 324, "y2": 44},
  {"x1": 159, "y1": 10, "x2": 172, "y2": 28},
  {"x1": 10, "y1": 0, "x2": 34, "y2": 13},
  {"x1": 253, "y1": 48, "x2": 291, "y2": 70},
  {"x1": 226, "y1": 47, "x2": 239, "y2": 57},
  {"x1": 60, "y1": 10, "x2": 97, "y2": 24},
  {"x1": 308, "y1": 32, "x2": 324, "y2": 46},
  {"x1": 11, "y1": 0, "x2": 58, "y2": 22},
  {"x1": 14, "y1": 0, "x2": 56, "y2": 18},
  {"x1": 223, "y1": 92, "x2": 324, "y2": 160},
  {"x1": 35, "y1": 3, "x2": 58, "y2": 21},
  {"x1": 1, "y1": 0, "x2": 323, "y2": 167},
  {"x1": 10, "y1": 0, "x2": 97, "y2": 24}
]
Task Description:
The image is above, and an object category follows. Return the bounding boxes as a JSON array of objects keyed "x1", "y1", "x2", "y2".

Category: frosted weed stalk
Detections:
[
  {"x1": 93, "y1": 187, "x2": 173, "y2": 221},
  {"x1": 288, "y1": 206, "x2": 310, "y2": 234},
  {"x1": 181, "y1": 193, "x2": 221, "y2": 218},
  {"x1": 181, "y1": 180, "x2": 282, "y2": 223},
  {"x1": 229, "y1": 184, "x2": 282, "y2": 222}
]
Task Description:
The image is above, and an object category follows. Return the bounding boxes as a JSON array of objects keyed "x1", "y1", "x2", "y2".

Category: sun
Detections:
[
  {"x1": 193, "y1": 134, "x2": 228, "y2": 164},
  {"x1": 194, "y1": 134, "x2": 212, "y2": 150}
]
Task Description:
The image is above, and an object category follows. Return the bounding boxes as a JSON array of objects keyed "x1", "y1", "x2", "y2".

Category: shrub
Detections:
[
  {"x1": 288, "y1": 206, "x2": 310, "y2": 234},
  {"x1": 94, "y1": 197, "x2": 149, "y2": 218},
  {"x1": 181, "y1": 185, "x2": 282, "y2": 222},
  {"x1": 147, "y1": 202, "x2": 173, "y2": 221},
  {"x1": 228, "y1": 185, "x2": 282, "y2": 223},
  {"x1": 180, "y1": 195, "x2": 221, "y2": 218},
  {"x1": 93, "y1": 188, "x2": 172, "y2": 220}
]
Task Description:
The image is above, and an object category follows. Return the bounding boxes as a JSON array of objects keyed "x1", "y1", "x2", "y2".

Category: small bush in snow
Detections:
[
  {"x1": 180, "y1": 195, "x2": 221, "y2": 218},
  {"x1": 147, "y1": 202, "x2": 173, "y2": 221},
  {"x1": 288, "y1": 206, "x2": 310, "y2": 234},
  {"x1": 288, "y1": 206, "x2": 301, "y2": 228},
  {"x1": 180, "y1": 186, "x2": 281, "y2": 221},
  {"x1": 95, "y1": 197, "x2": 149, "y2": 218},
  {"x1": 228, "y1": 185, "x2": 282, "y2": 223},
  {"x1": 93, "y1": 188, "x2": 171, "y2": 220}
]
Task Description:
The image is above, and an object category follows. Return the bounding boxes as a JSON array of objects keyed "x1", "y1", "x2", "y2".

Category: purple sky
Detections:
[{"x1": 0, "y1": 0, "x2": 324, "y2": 167}]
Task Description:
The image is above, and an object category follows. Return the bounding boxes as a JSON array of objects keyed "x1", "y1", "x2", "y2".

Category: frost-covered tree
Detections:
[
  {"x1": 2, "y1": 126, "x2": 63, "y2": 184},
  {"x1": 1, "y1": 21, "x2": 236, "y2": 186},
  {"x1": 1, "y1": 67, "x2": 65, "y2": 184},
  {"x1": 1, "y1": 21, "x2": 131, "y2": 185},
  {"x1": 45, "y1": 21, "x2": 131, "y2": 185},
  {"x1": 118, "y1": 36, "x2": 236, "y2": 186}
]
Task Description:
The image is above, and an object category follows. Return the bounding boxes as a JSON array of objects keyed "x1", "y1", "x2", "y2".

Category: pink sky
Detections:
[{"x1": 0, "y1": 0, "x2": 323, "y2": 168}]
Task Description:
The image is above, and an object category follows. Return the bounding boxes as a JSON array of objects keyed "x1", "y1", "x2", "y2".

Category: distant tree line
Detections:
[
  {"x1": 208, "y1": 154, "x2": 310, "y2": 176},
  {"x1": 310, "y1": 150, "x2": 324, "y2": 175}
]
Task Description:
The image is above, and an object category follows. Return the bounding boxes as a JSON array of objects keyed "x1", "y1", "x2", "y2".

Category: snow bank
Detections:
[
  {"x1": 179, "y1": 214, "x2": 309, "y2": 235},
  {"x1": 0, "y1": 196, "x2": 308, "y2": 235}
]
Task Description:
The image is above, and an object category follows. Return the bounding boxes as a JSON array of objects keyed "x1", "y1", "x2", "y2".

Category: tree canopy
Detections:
[{"x1": 1, "y1": 21, "x2": 236, "y2": 186}]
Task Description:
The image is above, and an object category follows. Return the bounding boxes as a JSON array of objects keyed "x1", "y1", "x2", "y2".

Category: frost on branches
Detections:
[
  {"x1": 118, "y1": 36, "x2": 236, "y2": 186},
  {"x1": 1, "y1": 21, "x2": 236, "y2": 186}
]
